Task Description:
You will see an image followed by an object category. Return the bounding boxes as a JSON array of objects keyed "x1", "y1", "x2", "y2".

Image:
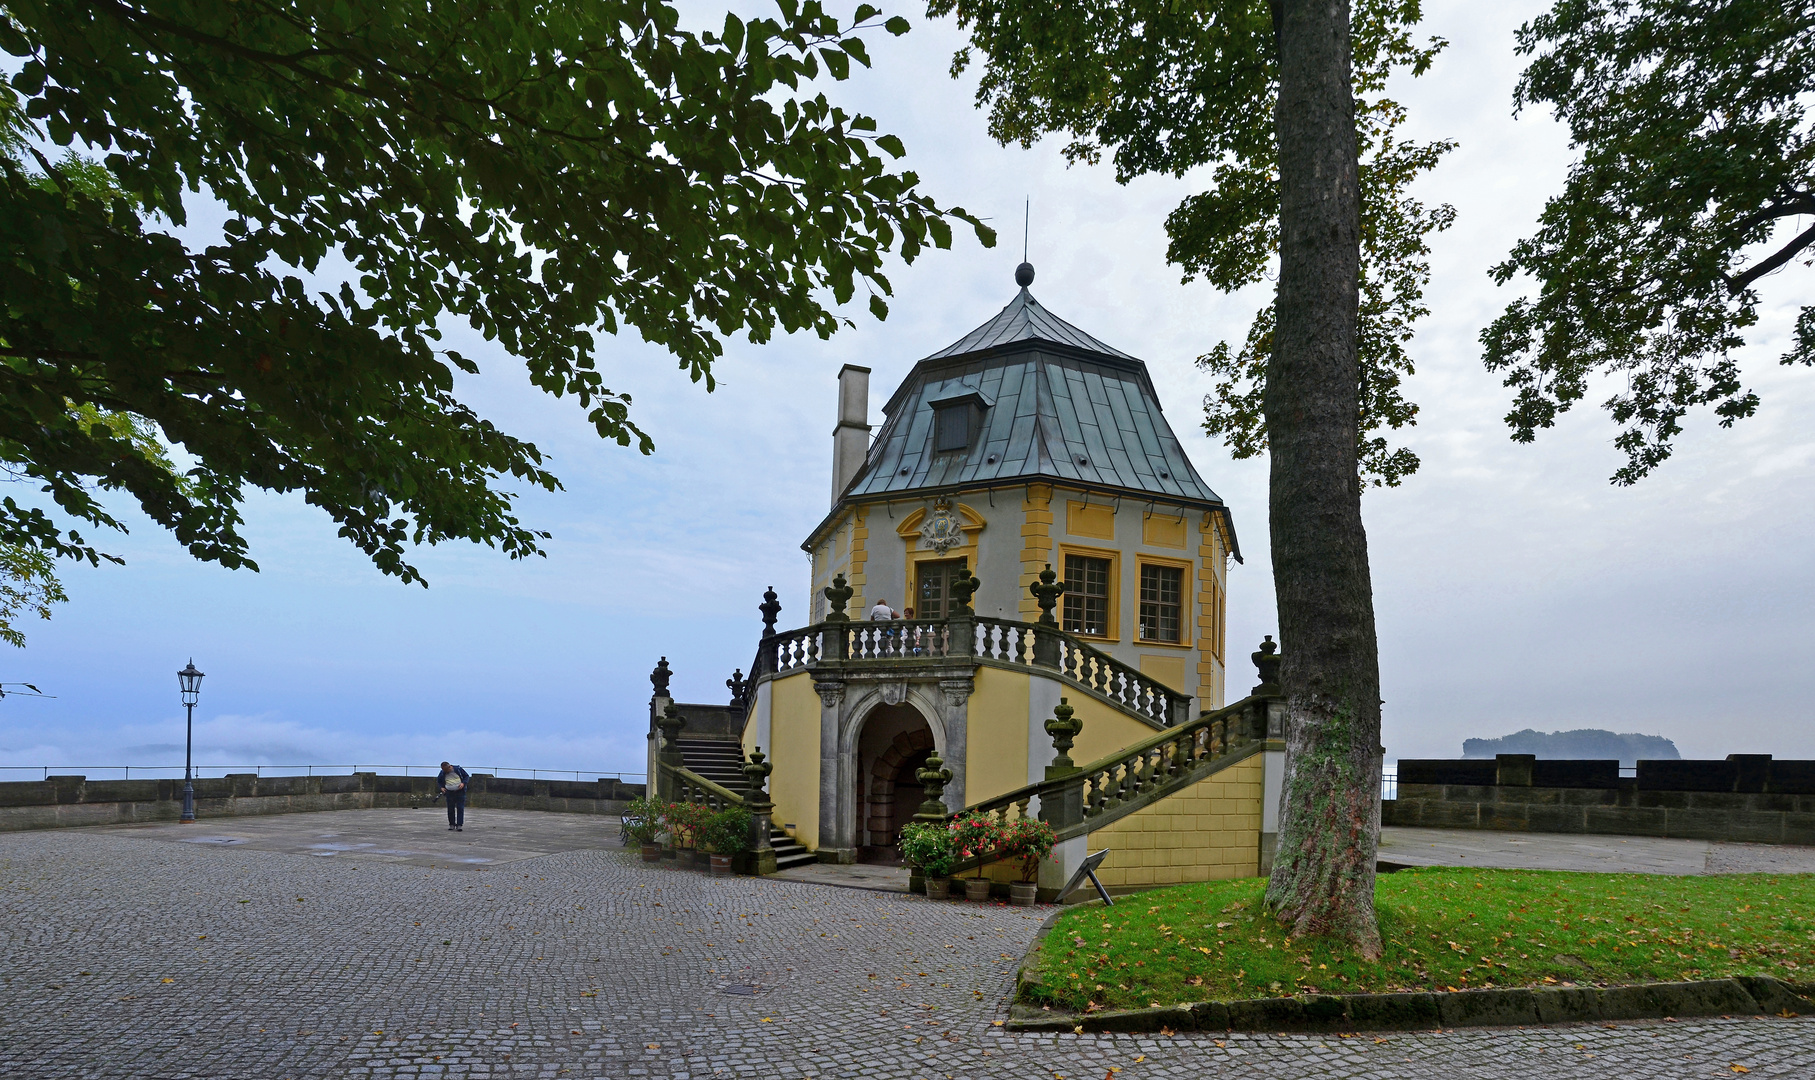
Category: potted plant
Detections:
[
  {"x1": 1002, "y1": 818, "x2": 1055, "y2": 906},
  {"x1": 897, "y1": 821, "x2": 955, "y2": 898},
  {"x1": 666, "y1": 801, "x2": 706, "y2": 863},
  {"x1": 700, "y1": 806, "x2": 752, "y2": 877},
  {"x1": 623, "y1": 796, "x2": 666, "y2": 861},
  {"x1": 951, "y1": 814, "x2": 1000, "y2": 901}
]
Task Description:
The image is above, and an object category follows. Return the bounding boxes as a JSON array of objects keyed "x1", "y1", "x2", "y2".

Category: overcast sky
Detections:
[{"x1": 3, "y1": 0, "x2": 1811, "y2": 780}]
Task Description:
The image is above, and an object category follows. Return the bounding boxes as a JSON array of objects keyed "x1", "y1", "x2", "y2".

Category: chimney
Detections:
[{"x1": 832, "y1": 364, "x2": 872, "y2": 505}]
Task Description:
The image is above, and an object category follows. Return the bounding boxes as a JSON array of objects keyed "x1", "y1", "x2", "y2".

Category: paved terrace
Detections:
[{"x1": 1, "y1": 809, "x2": 1811, "y2": 1079}]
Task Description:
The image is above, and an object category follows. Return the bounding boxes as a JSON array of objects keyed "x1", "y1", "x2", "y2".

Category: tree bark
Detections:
[{"x1": 1261, "y1": 0, "x2": 1384, "y2": 958}]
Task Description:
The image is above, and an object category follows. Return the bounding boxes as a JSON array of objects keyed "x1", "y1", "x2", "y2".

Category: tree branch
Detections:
[{"x1": 1727, "y1": 220, "x2": 1815, "y2": 294}]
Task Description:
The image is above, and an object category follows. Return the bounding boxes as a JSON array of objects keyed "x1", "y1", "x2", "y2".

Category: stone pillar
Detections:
[
  {"x1": 938, "y1": 677, "x2": 973, "y2": 812},
  {"x1": 1029, "y1": 563, "x2": 1065, "y2": 668},
  {"x1": 1250, "y1": 637, "x2": 1288, "y2": 874},
  {"x1": 743, "y1": 747, "x2": 777, "y2": 875},
  {"x1": 814, "y1": 678, "x2": 855, "y2": 863},
  {"x1": 655, "y1": 705, "x2": 686, "y2": 801},
  {"x1": 1495, "y1": 754, "x2": 1535, "y2": 787}
]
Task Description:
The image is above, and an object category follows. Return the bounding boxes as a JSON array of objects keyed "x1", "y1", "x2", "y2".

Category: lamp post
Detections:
[{"x1": 178, "y1": 659, "x2": 204, "y2": 823}]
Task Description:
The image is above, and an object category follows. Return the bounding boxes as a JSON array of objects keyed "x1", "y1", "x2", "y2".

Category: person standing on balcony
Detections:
[
  {"x1": 869, "y1": 597, "x2": 897, "y2": 621},
  {"x1": 437, "y1": 761, "x2": 470, "y2": 831}
]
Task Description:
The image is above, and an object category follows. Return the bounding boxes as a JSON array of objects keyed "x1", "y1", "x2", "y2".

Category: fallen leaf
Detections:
[
  {"x1": 1133, "y1": 1055, "x2": 1146, "y2": 1063},
  {"x1": 160, "y1": 978, "x2": 174, "y2": 984},
  {"x1": 1730, "y1": 1067, "x2": 1750, "y2": 1074},
  {"x1": 646, "y1": 1043, "x2": 660, "y2": 1050},
  {"x1": 1159, "y1": 1026, "x2": 1176, "y2": 1036}
]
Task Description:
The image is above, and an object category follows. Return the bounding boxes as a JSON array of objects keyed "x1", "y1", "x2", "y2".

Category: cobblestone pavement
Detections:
[{"x1": 2, "y1": 814, "x2": 1811, "y2": 1079}]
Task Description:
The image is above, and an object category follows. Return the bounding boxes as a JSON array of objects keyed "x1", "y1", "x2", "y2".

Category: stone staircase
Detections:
[
  {"x1": 767, "y1": 827, "x2": 817, "y2": 871},
  {"x1": 675, "y1": 739, "x2": 748, "y2": 797},
  {"x1": 674, "y1": 738, "x2": 815, "y2": 870}
]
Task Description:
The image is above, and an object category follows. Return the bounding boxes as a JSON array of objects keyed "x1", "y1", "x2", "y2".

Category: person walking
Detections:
[{"x1": 437, "y1": 761, "x2": 470, "y2": 831}]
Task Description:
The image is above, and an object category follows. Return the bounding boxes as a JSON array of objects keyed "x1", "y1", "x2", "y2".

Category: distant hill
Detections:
[{"x1": 1461, "y1": 729, "x2": 1681, "y2": 766}]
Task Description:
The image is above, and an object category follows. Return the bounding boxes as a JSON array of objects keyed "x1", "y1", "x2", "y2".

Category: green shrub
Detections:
[
  {"x1": 622, "y1": 796, "x2": 665, "y2": 845},
  {"x1": 700, "y1": 806, "x2": 753, "y2": 855},
  {"x1": 898, "y1": 820, "x2": 956, "y2": 877}
]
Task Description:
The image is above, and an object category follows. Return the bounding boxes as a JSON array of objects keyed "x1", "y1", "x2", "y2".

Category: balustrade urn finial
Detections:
[
  {"x1": 823, "y1": 573, "x2": 854, "y2": 622},
  {"x1": 650, "y1": 657, "x2": 673, "y2": 697},
  {"x1": 727, "y1": 668, "x2": 749, "y2": 709},
  {"x1": 1251, "y1": 635, "x2": 1282, "y2": 696},
  {"x1": 947, "y1": 568, "x2": 981, "y2": 617},
  {"x1": 914, "y1": 751, "x2": 953, "y2": 820},
  {"x1": 742, "y1": 746, "x2": 773, "y2": 800},
  {"x1": 1029, "y1": 563, "x2": 1066, "y2": 626},
  {"x1": 759, "y1": 586, "x2": 782, "y2": 638},
  {"x1": 1044, "y1": 697, "x2": 1083, "y2": 773}
]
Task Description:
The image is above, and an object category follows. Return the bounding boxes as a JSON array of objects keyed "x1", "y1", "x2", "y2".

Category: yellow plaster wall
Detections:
[
  {"x1": 764, "y1": 672, "x2": 823, "y2": 850},
  {"x1": 1019, "y1": 484, "x2": 1054, "y2": 620},
  {"x1": 1088, "y1": 756, "x2": 1264, "y2": 890},
  {"x1": 964, "y1": 666, "x2": 1031, "y2": 806},
  {"x1": 1063, "y1": 693, "x2": 1169, "y2": 771}
]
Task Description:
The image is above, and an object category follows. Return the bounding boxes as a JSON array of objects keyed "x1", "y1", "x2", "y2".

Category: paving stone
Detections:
[{"x1": 0, "y1": 812, "x2": 1810, "y2": 1077}]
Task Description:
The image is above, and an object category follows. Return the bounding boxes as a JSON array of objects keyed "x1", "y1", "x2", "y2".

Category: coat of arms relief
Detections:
[{"x1": 919, "y1": 499, "x2": 965, "y2": 553}]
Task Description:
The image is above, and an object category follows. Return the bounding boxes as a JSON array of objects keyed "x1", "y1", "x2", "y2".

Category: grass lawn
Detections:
[{"x1": 1022, "y1": 867, "x2": 1815, "y2": 1013}]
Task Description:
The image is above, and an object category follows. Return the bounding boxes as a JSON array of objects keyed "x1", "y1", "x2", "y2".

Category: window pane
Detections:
[
  {"x1": 1139, "y1": 564, "x2": 1182, "y2": 643},
  {"x1": 1062, "y1": 554, "x2": 1111, "y2": 636}
]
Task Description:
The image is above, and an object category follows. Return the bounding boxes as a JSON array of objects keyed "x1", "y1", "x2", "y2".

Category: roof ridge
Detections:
[{"x1": 923, "y1": 288, "x2": 1134, "y2": 362}]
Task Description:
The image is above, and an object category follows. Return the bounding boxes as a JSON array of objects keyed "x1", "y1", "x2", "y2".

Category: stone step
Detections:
[{"x1": 770, "y1": 844, "x2": 817, "y2": 870}]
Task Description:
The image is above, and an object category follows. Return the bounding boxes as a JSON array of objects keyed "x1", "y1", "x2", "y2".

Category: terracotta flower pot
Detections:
[
  {"x1": 924, "y1": 876, "x2": 951, "y2": 900},
  {"x1": 964, "y1": 877, "x2": 991, "y2": 902},
  {"x1": 640, "y1": 843, "x2": 662, "y2": 862},
  {"x1": 709, "y1": 853, "x2": 733, "y2": 878},
  {"x1": 1009, "y1": 882, "x2": 1038, "y2": 907}
]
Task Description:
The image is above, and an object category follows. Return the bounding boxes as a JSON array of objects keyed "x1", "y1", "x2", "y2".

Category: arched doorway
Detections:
[{"x1": 854, "y1": 703, "x2": 936, "y2": 864}]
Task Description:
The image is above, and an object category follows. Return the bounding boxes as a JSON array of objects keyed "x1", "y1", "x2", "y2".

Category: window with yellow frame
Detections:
[
  {"x1": 1059, "y1": 544, "x2": 1119, "y2": 640},
  {"x1": 1136, "y1": 555, "x2": 1195, "y2": 647}
]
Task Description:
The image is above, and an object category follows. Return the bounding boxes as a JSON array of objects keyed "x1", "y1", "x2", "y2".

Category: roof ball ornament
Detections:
[{"x1": 1015, "y1": 261, "x2": 1035, "y2": 288}]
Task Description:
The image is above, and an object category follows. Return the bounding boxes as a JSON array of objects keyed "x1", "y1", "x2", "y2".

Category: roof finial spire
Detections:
[{"x1": 1015, "y1": 198, "x2": 1035, "y2": 288}]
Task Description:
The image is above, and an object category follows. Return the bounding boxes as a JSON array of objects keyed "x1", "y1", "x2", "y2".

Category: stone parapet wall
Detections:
[
  {"x1": 0, "y1": 772, "x2": 644, "y2": 832},
  {"x1": 1385, "y1": 754, "x2": 1815, "y2": 844}
]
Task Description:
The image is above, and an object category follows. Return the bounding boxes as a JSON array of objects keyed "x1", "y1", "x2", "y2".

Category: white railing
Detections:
[
  {"x1": 1381, "y1": 770, "x2": 1398, "y2": 801},
  {"x1": 0, "y1": 765, "x2": 646, "y2": 783}
]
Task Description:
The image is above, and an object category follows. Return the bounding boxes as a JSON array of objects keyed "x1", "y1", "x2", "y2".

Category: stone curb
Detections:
[{"x1": 1008, "y1": 975, "x2": 1815, "y2": 1033}]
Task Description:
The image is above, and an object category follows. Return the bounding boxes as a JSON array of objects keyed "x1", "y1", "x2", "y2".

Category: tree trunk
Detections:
[{"x1": 1261, "y1": 0, "x2": 1384, "y2": 958}]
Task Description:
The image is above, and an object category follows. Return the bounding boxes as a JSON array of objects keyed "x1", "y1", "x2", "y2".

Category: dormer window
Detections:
[{"x1": 928, "y1": 389, "x2": 992, "y2": 453}]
